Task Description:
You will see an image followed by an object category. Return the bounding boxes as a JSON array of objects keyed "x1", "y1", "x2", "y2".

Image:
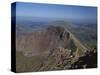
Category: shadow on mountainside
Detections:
[{"x1": 16, "y1": 25, "x2": 97, "y2": 72}]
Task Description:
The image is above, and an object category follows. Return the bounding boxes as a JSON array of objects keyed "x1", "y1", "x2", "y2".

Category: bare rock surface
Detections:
[
  {"x1": 16, "y1": 26, "x2": 71, "y2": 56},
  {"x1": 16, "y1": 25, "x2": 97, "y2": 72}
]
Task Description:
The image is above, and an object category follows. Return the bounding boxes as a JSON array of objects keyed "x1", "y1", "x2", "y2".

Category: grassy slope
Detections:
[{"x1": 16, "y1": 51, "x2": 45, "y2": 72}]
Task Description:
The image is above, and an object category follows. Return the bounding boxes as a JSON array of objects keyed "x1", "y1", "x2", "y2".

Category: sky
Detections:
[{"x1": 14, "y1": 2, "x2": 97, "y2": 24}]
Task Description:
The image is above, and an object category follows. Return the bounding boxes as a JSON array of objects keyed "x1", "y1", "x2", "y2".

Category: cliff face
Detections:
[
  {"x1": 16, "y1": 25, "x2": 97, "y2": 72},
  {"x1": 70, "y1": 49, "x2": 97, "y2": 69},
  {"x1": 16, "y1": 26, "x2": 73, "y2": 56}
]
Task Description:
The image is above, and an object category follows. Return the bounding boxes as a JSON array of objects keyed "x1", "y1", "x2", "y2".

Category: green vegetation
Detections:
[
  {"x1": 16, "y1": 51, "x2": 43, "y2": 72},
  {"x1": 65, "y1": 40, "x2": 77, "y2": 52}
]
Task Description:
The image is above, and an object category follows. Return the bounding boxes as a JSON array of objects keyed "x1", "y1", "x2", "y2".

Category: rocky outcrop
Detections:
[
  {"x1": 37, "y1": 47, "x2": 78, "y2": 71},
  {"x1": 70, "y1": 49, "x2": 97, "y2": 69},
  {"x1": 16, "y1": 25, "x2": 97, "y2": 72},
  {"x1": 36, "y1": 47, "x2": 97, "y2": 71}
]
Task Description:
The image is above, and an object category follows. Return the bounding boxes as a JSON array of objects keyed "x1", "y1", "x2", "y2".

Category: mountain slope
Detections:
[{"x1": 16, "y1": 24, "x2": 94, "y2": 72}]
